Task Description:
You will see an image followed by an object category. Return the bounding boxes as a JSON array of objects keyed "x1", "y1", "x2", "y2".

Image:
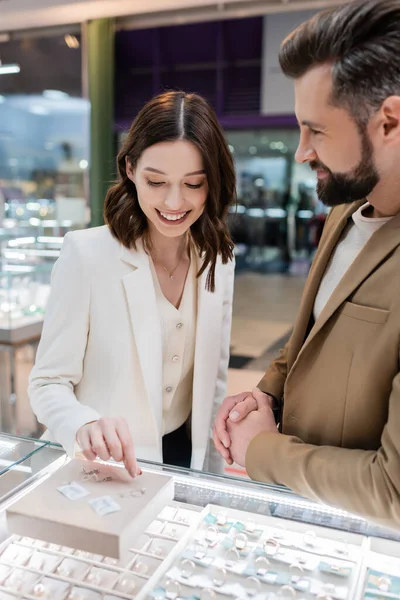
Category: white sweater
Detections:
[{"x1": 313, "y1": 203, "x2": 392, "y2": 320}]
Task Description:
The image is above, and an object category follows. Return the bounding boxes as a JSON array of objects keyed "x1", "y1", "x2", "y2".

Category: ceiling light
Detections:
[
  {"x1": 0, "y1": 63, "x2": 20, "y2": 75},
  {"x1": 249, "y1": 146, "x2": 257, "y2": 155},
  {"x1": 79, "y1": 159, "x2": 89, "y2": 170},
  {"x1": 64, "y1": 34, "x2": 80, "y2": 49},
  {"x1": 228, "y1": 145, "x2": 235, "y2": 154}
]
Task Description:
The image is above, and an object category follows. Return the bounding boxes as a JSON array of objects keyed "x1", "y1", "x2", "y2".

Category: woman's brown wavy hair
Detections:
[{"x1": 104, "y1": 90, "x2": 236, "y2": 292}]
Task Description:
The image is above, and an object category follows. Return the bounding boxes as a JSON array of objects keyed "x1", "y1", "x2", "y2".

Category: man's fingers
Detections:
[
  {"x1": 228, "y1": 394, "x2": 257, "y2": 422},
  {"x1": 252, "y1": 387, "x2": 274, "y2": 410},
  {"x1": 213, "y1": 426, "x2": 232, "y2": 460},
  {"x1": 214, "y1": 392, "x2": 251, "y2": 449}
]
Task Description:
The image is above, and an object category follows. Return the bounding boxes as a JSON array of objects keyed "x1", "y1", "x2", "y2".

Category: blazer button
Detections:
[
  {"x1": 172, "y1": 355, "x2": 179, "y2": 363},
  {"x1": 166, "y1": 386, "x2": 173, "y2": 393}
]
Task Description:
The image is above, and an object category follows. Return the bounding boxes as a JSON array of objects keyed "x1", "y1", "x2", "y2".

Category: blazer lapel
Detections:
[
  {"x1": 288, "y1": 202, "x2": 362, "y2": 364},
  {"x1": 191, "y1": 256, "x2": 223, "y2": 460},
  {"x1": 294, "y1": 205, "x2": 400, "y2": 366},
  {"x1": 120, "y1": 244, "x2": 163, "y2": 443}
]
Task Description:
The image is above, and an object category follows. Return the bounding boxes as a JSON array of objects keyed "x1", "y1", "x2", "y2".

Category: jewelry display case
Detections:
[
  {"x1": 1, "y1": 236, "x2": 63, "y2": 271},
  {"x1": 0, "y1": 437, "x2": 397, "y2": 599},
  {"x1": 0, "y1": 264, "x2": 53, "y2": 344}
]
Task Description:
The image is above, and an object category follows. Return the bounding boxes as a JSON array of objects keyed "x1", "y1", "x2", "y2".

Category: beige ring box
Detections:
[{"x1": 6, "y1": 459, "x2": 174, "y2": 559}]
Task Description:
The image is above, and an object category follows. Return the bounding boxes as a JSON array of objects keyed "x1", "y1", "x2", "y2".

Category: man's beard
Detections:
[{"x1": 311, "y1": 131, "x2": 380, "y2": 207}]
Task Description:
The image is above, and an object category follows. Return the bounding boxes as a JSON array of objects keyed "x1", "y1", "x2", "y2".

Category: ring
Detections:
[
  {"x1": 334, "y1": 538, "x2": 348, "y2": 555},
  {"x1": 87, "y1": 571, "x2": 101, "y2": 585},
  {"x1": 180, "y1": 559, "x2": 195, "y2": 578},
  {"x1": 255, "y1": 555, "x2": 270, "y2": 575},
  {"x1": 118, "y1": 578, "x2": 136, "y2": 594},
  {"x1": 165, "y1": 580, "x2": 181, "y2": 599},
  {"x1": 289, "y1": 561, "x2": 304, "y2": 574},
  {"x1": 32, "y1": 583, "x2": 47, "y2": 597},
  {"x1": 235, "y1": 532, "x2": 248, "y2": 550},
  {"x1": 134, "y1": 560, "x2": 149, "y2": 575},
  {"x1": 378, "y1": 576, "x2": 392, "y2": 592},
  {"x1": 245, "y1": 576, "x2": 261, "y2": 596},
  {"x1": 278, "y1": 585, "x2": 296, "y2": 599},
  {"x1": 224, "y1": 547, "x2": 240, "y2": 567},
  {"x1": 216, "y1": 512, "x2": 227, "y2": 526},
  {"x1": 205, "y1": 526, "x2": 219, "y2": 543},
  {"x1": 212, "y1": 567, "x2": 226, "y2": 587},
  {"x1": 245, "y1": 518, "x2": 256, "y2": 533},
  {"x1": 263, "y1": 537, "x2": 280, "y2": 557},
  {"x1": 303, "y1": 530, "x2": 317, "y2": 546}
]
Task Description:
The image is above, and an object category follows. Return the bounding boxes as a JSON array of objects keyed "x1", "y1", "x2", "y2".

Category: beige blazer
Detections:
[
  {"x1": 29, "y1": 226, "x2": 234, "y2": 471},
  {"x1": 247, "y1": 201, "x2": 400, "y2": 529}
]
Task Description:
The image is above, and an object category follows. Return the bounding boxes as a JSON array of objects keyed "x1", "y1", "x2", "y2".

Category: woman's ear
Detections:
[{"x1": 125, "y1": 156, "x2": 136, "y2": 183}]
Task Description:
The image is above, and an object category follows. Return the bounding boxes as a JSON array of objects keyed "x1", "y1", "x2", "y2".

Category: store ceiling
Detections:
[{"x1": 1, "y1": 0, "x2": 346, "y2": 33}]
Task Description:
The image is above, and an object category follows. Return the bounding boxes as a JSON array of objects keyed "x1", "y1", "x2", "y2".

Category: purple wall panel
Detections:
[{"x1": 114, "y1": 16, "x2": 281, "y2": 127}]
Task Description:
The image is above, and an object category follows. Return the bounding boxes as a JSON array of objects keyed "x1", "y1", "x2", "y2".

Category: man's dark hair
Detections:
[{"x1": 279, "y1": 0, "x2": 400, "y2": 127}]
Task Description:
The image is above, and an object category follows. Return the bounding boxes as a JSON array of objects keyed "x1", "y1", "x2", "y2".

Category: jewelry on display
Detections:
[
  {"x1": 224, "y1": 547, "x2": 240, "y2": 567},
  {"x1": 118, "y1": 578, "x2": 136, "y2": 594},
  {"x1": 334, "y1": 538, "x2": 348, "y2": 555},
  {"x1": 134, "y1": 560, "x2": 149, "y2": 575},
  {"x1": 245, "y1": 576, "x2": 262, "y2": 596},
  {"x1": 152, "y1": 545, "x2": 164, "y2": 557},
  {"x1": 87, "y1": 571, "x2": 101, "y2": 585},
  {"x1": 180, "y1": 559, "x2": 195, "y2": 578},
  {"x1": 205, "y1": 526, "x2": 219, "y2": 543},
  {"x1": 273, "y1": 524, "x2": 290, "y2": 546},
  {"x1": 378, "y1": 575, "x2": 392, "y2": 591},
  {"x1": 211, "y1": 567, "x2": 226, "y2": 587},
  {"x1": 264, "y1": 538, "x2": 280, "y2": 557},
  {"x1": 245, "y1": 518, "x2": 256, "y2": 533},
  {"x1": 177, "y1": 515, "x2": 189, "y2": 525},
  {"x1": 165, "y1": 579, "x2": 181, "y2": 599},
  {"x1": 289, "y1": 562, "x2": 304, "y2": 574},
  {"x1": 119, "y1": 488, "x2": 146, "y2": 498},
  {"x1": 32, "y1": 582, "x2": 47, "y2": 597},
  {"x1": 216, "y1": 512, "x2": 227, "y2": 526},
  {"x1": 194, "y1": 541, "x2": 208, "y2": 560},
  {"x1": 303, "y1": 530, "x2": 317, "y2": 547},
  {"x1": 57, "y1": 564, "x2": 72, "y2": 577},
  {"x1": 81, "y1": 467, "x2": 112, "y2": 483},
  {"x1": 255, "y1": 555, "x2": 270, "y2": 575},
  {"x1": 200, "y1": 588, "x2": 217, "y2": 600},
  {"x1": 278, "y1": 584, "x2": 297, "y2": 599},
  {"x1": 67, "y1": 591, "x2": 85, "y2": 600},
  {"x1": 234, "y1": 532, "x2": 248, "y2": 550}
]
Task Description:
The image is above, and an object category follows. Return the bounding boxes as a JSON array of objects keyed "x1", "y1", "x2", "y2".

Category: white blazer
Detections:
[{"x1": 28, "y1": 226, "x2": 235, "y2": 471}]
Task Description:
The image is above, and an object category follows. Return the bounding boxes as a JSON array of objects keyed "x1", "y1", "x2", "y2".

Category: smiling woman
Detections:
[{"x1": 28, "y1": 90, "x2": 237, "y2": 476}]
